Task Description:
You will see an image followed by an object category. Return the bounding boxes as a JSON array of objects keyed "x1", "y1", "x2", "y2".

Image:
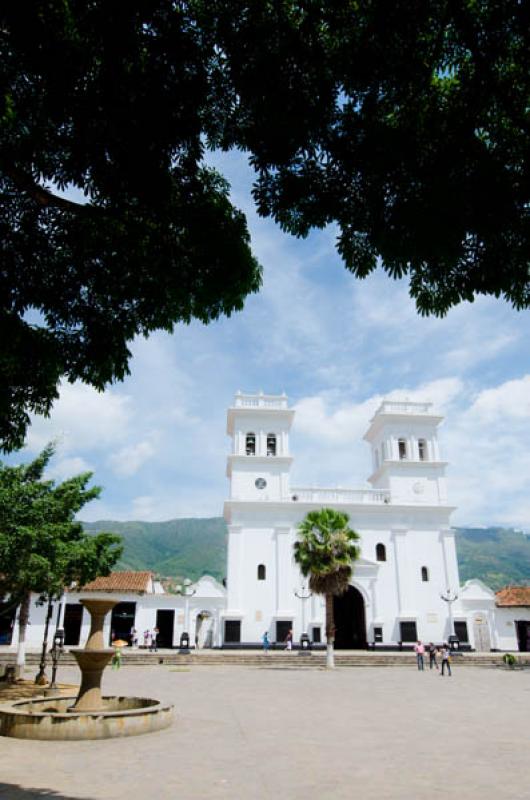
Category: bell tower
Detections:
[
  {"x1": 226, "y1": 391, "x2": 295, "y2": 502},
  {"x1": 363, "y1": 400, "x2": 448, "y2": 505}
]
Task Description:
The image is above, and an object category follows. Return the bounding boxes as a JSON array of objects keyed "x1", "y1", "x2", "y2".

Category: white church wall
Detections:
[{"x1": 491, "y1": 607, "x2": 521, "y2": 651}]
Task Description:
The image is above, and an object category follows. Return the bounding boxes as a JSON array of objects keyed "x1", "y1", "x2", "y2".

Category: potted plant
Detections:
[{"x1": 502, "y1": 653, "x2": 517, "y2": 669}]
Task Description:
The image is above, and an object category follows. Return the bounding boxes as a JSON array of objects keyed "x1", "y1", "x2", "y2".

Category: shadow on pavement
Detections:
[{"x1": 0, "y1": 785, "x2": 95, "y2": 800}]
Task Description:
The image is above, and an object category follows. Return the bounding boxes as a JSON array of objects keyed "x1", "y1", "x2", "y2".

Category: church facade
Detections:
[{"x1": 222, "y1": 391, "x2": 523, "y2": 650}]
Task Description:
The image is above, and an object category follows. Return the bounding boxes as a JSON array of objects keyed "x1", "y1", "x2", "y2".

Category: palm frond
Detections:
[{"x1": 294, "y1": 507, "x2": 361, "y2": 597}]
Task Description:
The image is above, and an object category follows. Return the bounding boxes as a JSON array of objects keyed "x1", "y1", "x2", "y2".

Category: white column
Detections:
[
  {"x1": 439, "y1": 529, "x2": 460, "y2": 593},
  {"x1": 184, "y1": 596, "x2": 190, "y2": 634},
  {"x1": 370, "y1": 578, "x2": 378, "y2": 621},
  {"x1": 391, "y1": 529, "x2": 413, "y2": 614},
  {"x1": 487, "y1": 608, "x2": 498, "y2": 650},
  {"x1": 227, "y1": 525, "x2": 243, "y2": 610},
  {"x1": 58, "y1": 596, "x2": 66, "y2": 629},
  {"x1": 275, "y1": 526, "x2": 293, "y2": 614},
  {"x1": 215, "y1": 610, "x2": 222, "y2": 647}
]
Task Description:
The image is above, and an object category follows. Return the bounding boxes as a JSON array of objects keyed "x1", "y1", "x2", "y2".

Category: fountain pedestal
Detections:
[{"x1": 69, "y1": 598, "x2": 117, "y2": 712}]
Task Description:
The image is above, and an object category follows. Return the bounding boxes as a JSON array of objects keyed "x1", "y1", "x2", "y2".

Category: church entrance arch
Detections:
[{"x1": 333, "y1": 586, "x2": 367, "y2": 649}]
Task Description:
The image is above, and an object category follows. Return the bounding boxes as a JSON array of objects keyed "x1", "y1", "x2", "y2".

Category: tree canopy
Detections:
[
  {"x1": 2, "y1": 2, "x2": 530, "y2": 449},
  {"x1": 0, "y1": 443, "x2": 123, "y2": 606}
]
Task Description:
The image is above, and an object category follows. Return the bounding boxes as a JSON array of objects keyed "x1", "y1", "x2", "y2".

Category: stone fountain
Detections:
[
  {"x1": 0, "y1": 597, "x2": 173, "y2": 740},
  {"x1": 69, "y1": 598, "x2": 117, "y2": 712}
]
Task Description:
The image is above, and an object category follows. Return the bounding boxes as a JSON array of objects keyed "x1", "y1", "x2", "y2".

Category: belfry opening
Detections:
[{"x1": 333, "y1": 586, "x2": 367, "y2": 649}]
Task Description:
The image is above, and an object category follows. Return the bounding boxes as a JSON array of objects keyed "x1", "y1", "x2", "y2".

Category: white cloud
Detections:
[
  {"x1": 131, "y1": 495, "x2": 157, "y2": 519},
  {"x1": 442, "y1": 374, "x2": 530, "y2": 525},
  {"x1": 469, "y1": 375, "x2": 530, "y2": 421},
  {"x1": 26, "y1": 383, "x2": 133, "y2": 453},
  {"x1": 443, "y1": 332, "x2": 517, "y2": 371},
  {"x1": 108, "y1": 439, "x2": 157, "y2": 477},
  {"x1": 46, "y1": 455, "x2": 94, "y2": 482},
  {"x1": 386, "y1": 377, "x2": 464, "y2": 413},
  {"x1": 295, "y1": 395, "x2": 378, "y2": 446}
]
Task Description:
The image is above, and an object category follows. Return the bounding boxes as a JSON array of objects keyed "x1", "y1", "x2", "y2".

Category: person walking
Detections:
[
  {"x1": 262, "y1": 631, "x2": 270, "y2": 654},
  {"x1": 428, "y1": 642, "x2": 438, "y2": 670},
  {"x1": 285, "y1": 629, "x2": 293, "y2": 651},
  {"x1": 441, "y1": 644, "x2": 452, "y2": 676},
  {"x1": 150, "y1": 626, "x2": 159, "y2": 652},
  {"x1": 144, "y1": 629, "x2": 151, "y2": 650},
  {"x1": 414, "y1": 640, "x2": 425, "y2": 670}
]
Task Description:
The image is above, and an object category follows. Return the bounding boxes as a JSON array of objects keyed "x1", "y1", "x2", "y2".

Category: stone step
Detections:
[{"x1": 2, "y1": 651, "x2": 527, "y2": 669}]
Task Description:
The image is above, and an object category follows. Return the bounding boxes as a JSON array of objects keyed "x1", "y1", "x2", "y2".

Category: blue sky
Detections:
[{"x1": 15, "y1": 150, "x2": 530, "y2": 528}]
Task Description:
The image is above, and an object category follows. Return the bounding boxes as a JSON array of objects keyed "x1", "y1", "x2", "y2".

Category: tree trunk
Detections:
[
  {"x1": 35, "y1": 597, "x2": 53, "y2": 685},
  {"x1": 15, "y1": 591, "x2": 31, "y2": 678},
  {"x1": 325, "y1": 593, "x2": 335, "y2": 669}
]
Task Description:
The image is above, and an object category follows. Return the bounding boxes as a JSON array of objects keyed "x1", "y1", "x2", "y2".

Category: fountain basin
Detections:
[{"x1": 0, "y1": 695, "x2": 173, "y2": 740}]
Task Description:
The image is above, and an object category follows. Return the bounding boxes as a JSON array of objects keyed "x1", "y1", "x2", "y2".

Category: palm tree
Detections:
[{"x1": 294, "y1": 508, "x2": 360, "y2": 669}]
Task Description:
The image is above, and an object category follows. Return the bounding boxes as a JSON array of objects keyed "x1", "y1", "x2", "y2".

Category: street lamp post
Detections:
[
  {"x1": 176, "y1": 578, "x2": 196, "y2": 647},
  {"x1": 44, "y1": 628, "x2": 64, "y2": 697},
  {"x1": 440, "y1": 588, "x2": 458, "y2": 640},
  {"x1": 294, "y1": 583, "x2": 312, "y2": 639}
]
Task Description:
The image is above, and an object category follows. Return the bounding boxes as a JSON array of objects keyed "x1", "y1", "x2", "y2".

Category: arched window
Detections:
[
  {"x1": 376, "y1": 543, "x2": 386, "y2": 562},
  {"x1": 246, "y1": 432, "x2": 256, "y2": 456},
  {"x1": 421, "y1": 566, "x2": 429, "y2": 582},
  {"x1": 266, "y1": 433, "x2": 277, "y2": 456},
  {"x1": 398, "y1": 439, "x2": 407, "y2": 460},
  {"x1": 418, "y1": 439, "x2": 427, "y2": 461},
  {"x1": 257, "y1": 564, "x2": 266, "y2": 580}
]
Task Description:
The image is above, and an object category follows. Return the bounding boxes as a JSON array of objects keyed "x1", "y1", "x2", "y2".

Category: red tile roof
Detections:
[
  {"x1": 75, "y1": 571, "x2": 153, "y2": 594},
  {"x1": 495, "y1": 586, "x2": 530, "y2": 607}
]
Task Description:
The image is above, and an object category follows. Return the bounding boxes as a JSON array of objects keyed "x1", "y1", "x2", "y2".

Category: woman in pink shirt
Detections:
[{"x1": 414, "y1": 640, "x2": 425, "y2": 671}]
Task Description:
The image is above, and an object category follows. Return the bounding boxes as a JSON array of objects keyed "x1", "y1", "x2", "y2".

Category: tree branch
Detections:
[{"x1": 5, "y1": 166, "x2": 93, "y2": 212}]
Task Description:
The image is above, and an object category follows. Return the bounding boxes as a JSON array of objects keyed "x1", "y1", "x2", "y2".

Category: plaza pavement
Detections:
[{"x1": 0, "y1": 662, "x2": 529, "y2": 800}]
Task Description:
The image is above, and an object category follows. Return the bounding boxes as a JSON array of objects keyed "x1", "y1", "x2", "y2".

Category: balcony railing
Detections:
[
  {"x1": 376, "y1": 400, "x2": 433, "y2": 416},
  {"x1": 233, "y1": 391, "x2": 289, "y2": 409},
  {"x1": 289, "y1": 487, "x2": 390, "y2": 505}
]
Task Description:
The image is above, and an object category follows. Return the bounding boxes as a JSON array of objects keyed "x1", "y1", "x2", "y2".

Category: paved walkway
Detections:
[{"x1": 1, "y1": 664, "x2": 529, "y2": 800}]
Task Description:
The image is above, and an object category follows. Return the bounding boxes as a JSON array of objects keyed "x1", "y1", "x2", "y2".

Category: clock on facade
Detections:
[{"x1": 255, "y1": 478, "x2": 267, "y2": 490}]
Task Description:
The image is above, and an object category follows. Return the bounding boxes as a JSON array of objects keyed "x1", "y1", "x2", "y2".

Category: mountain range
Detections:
[{"x1": 81, "y1": 518, "x2": 530, "y2": 592}]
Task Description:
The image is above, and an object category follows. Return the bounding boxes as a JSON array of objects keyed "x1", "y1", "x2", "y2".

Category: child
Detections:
[{"x1": 441, "y1": 643, "x2": 452, "y2": 676}]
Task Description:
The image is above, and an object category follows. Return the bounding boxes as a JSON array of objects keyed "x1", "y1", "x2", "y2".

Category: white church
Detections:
[
  {"x1": 2, "y1": 391, "x2": 529, "y2": 653},
  {"x1": 222, "y1": 392, "x2": 528, "y2": 651}
]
